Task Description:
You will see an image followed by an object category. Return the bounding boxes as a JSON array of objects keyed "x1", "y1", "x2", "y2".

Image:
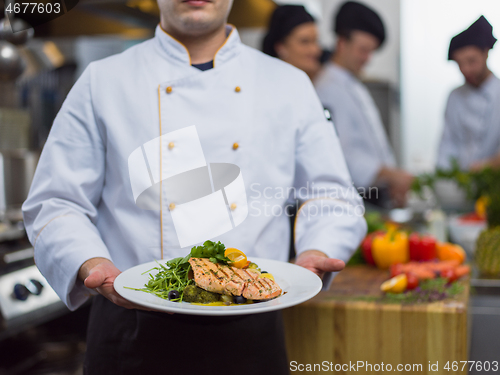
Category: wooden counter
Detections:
[{"x1": 283, "y1": 265, "x2": 469, "y2": 375}]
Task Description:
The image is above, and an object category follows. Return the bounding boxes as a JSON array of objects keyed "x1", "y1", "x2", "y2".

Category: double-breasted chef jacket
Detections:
[
  {"x1": 315, "y1": 62, "x2": 396, "y2": 190},
  {"x1": 437, "y1": 73, "x2": 500, "y2": 170},
  {"x1": 22, "y1": 25, "x2": 367, "y2": 311}
]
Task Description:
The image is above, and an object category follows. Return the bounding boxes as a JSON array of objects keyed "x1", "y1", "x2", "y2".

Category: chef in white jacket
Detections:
[
  {"x1": 22, "y1": 0, "x2": 366, "y2": 373},
  {"x1": 315, "y1": 1, "x2": 413, "y2": 207},
  {"x1": 438, "y1": 16, "x2": 500, "y2": 171}
]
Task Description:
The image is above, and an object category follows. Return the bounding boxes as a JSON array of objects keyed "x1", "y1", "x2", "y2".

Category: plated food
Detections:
[
  {"x1": 125, "y1": 240, "x2": 282, "y2": 306},
  {"x1": 115, "y1": 256, "x2": 322, "y2": 315}
]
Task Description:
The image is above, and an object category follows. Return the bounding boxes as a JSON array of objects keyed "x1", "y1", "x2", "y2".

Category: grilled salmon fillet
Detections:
[{"x1": 188, "y1": 257, "x2": 282, "y2": 300}]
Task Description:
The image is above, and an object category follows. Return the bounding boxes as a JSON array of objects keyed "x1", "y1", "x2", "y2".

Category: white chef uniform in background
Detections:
[
  {"x1": 315, "y1": 62, "x2": 396, "y2": 189},
  {"x1": 437, "y1": 73, "x2": 500, "y2": 170},
  {"x1": 22, "y1": 25, "x2": 367, "y2": 311}
]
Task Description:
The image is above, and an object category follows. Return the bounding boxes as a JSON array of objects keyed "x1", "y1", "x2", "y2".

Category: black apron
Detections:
[{"x1": 84, "y1": 295, "x2": 289, "y2": 375}]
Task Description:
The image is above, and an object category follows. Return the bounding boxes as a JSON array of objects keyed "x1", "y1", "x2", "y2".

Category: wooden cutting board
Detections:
[{"x1": 282, "y1": 265, "x2": 469, "y2": 375}]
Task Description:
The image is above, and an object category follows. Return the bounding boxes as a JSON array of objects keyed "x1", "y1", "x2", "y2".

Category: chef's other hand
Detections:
[
  {"x1": 470, "y1": 160, "x2": 488, "y2": 171},
  {"x1": 470, "y1": 152, "x2": 500, "y2": 171},
  {"x1": 377, "y1": 167, "x2": 414, "y2": 208},
  {"x1": 79, "y1": 258, "x2": 154, "y2": 311},
  {"x1": 295, "y1": 250, "x2": 345, "y2": 279}
]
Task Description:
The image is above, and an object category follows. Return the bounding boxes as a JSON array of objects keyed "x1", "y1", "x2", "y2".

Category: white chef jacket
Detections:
[
  {"x1": 22, "y1": 25, "x2": 367, "y2": 311},
  {"x1": 437, "y1": 73, "x2": 500, "y2": 170},
  {"x1": 314, "y1": 62, "x2": 396, "y2": 189}
]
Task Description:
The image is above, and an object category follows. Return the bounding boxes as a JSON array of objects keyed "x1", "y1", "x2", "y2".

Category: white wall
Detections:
[{"x1": 401, "y1": 0, "x2": 500, "y2": 173}]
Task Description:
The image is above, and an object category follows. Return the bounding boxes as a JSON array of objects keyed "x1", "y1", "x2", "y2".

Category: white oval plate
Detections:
[{"x1": 114, "y1": 257, "x2": 322, "y2": 316}]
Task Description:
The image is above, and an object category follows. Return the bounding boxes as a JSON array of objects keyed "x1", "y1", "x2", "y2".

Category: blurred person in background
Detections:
[
  {"x1": 315, "y1": 1, "x2": 413, "y2": 208},
  {"x1": 438, "y1": 16, "x2": 500, "y2": 171},
  {"x1": 262, "y1": 4, "x2": 321, "y2": 80}
]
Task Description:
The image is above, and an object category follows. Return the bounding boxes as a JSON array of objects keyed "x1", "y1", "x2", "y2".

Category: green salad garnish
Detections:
[
  {"x1": 125, "y1": 240, "x2": 232, "y2": 301},
  {"x1": 190, "y1": 240, "x2": 231, "y2": 264}
]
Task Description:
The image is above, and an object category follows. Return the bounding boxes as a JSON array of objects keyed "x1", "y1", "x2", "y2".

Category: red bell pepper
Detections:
[
  {"x1": 409, "y1": 233, "x2": 437, "y2": 261},
  {"x1": 361, "y1": 231, "x2": 385, "y2": 265}
]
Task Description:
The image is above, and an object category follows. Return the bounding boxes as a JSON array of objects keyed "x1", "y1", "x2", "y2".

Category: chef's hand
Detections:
[
  {"x1": 470, "y1": 161, "x2": 487, "y2": 171},
  {"x1": 294, "y1": 250, "x2": 345, "y2": 279},
  {"x1": 470, "y1": 152, "x2": 500, "y2": 171},
  {"x1": 79, "y1": 258, "x2": 155, "y2": 311},
  {"x1": 377, "y1": 167, "x2": 414, "y2": 208}
]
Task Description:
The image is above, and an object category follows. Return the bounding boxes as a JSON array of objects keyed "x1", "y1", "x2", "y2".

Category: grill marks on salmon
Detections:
[
  {"x1": 242, "y1": 275, "x2": 282, "y2": 300},
  {"x1": 188, "y1": 257, "x2": 282, "y2": 300},
  {"x1": 189, "y1": 257, "x2": 249, "y2": 296}
]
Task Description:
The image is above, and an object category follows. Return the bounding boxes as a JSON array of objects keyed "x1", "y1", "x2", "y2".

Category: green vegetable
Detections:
[
  {"x1": 125, "y1": 240, "x2": 234, "y2": 301},
  {"x1": 383, "y1": 278, "x2": 464, "y2": 304},
  {"x1": 411, "y1": 159, "x2": 472, "y2": 199},
  {"x1": 365, "y1": 212, "x2": 385, "y2": 234},
  {"x1": 411, "y1": 158, "x2": 500, "y2": 208},
  {"x1": 327, "y1": 278, "x2": 465, "y2": 305},
  {"x1": 247, "y1": 262, "x2": 261, "y2": 272},
  {"x1": 182, "y1": 285, "x2": 221, "y2": 303},
  {"x1": 190, "y1": 240, "x2": 231, "y2": 264},
  {"x1": 125, "y1": 258, "x2": 194, "y2": 301},
  {"x1": 220, "y1": 295, "x2": 233, "y2": 305},
  {"x1": 413, "y1": 158, "x2": 500, "y2": 226},
  {"x1": 468, "y1": 167, "x2": 500, "y2": 228}
]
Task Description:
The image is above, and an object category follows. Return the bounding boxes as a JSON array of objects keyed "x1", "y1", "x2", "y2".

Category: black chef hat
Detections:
[
  {"x1": 334, "y1": 1, "x2": 385, "y2": 47},
  {"x1": 448, "y1": 16, "x2": 497, "y2": 60},
  {"x1": 262, "y1": 5, "x2": 315, "y2": 58}
]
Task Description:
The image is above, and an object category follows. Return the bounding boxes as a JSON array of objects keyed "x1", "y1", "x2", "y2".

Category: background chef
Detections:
[
  {"x1": 314, "y1": 1, "x2": 413, "y2": 207},
  {"x1": 22, "y1": 0, "x2": 367, "y2": 373},
  {"x1": 437, "y1": 15, "x2": 500, "y2": 171},
  {"x1": 262, "y1": 4, "x2": 321, "y2": 80}
]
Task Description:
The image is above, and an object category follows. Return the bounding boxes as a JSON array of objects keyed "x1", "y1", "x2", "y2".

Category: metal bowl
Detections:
[
  {"x1": 0, "y1": 40, "x2": 25, "y2": 81},
  {"x1": 0, "y1": 17, "x2": 34, "y2": 46}
]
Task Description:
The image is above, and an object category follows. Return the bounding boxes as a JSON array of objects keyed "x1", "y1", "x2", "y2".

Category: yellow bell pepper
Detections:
[{"x1": 372, "y1": 230, "x2": 409, "y2": 269}]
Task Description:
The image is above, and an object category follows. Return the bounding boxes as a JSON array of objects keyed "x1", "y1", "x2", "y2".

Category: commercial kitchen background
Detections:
[
  {"x1": 6, "y1": 0, "x2": 500, "y2": 170},
  {"x1": 1, "y1": 0, "x2": 500, "y2": 374}
]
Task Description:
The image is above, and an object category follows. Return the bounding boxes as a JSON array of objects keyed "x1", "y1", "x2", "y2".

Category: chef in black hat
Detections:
[
  {"x1": 315, "y1": 1, "x2": 413, "y2": 207},
  {"x1": 262, "y1": 5, "x2": 321, "y2": 79},
  {"x1": 437, "y1": 16, "x2": 500, "y2": 170}
]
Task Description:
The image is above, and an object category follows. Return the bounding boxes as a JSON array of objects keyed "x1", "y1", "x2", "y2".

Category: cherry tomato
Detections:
[
  {"x1": 390, "y1": 263, "x2": 404, "y2": 278},
  {"x1": 405, "y1": 272, "x2": 419, "y2": 290},
  {"x1": 440, "y1": 268, "x2": 458, "y2": 283},
  {"x1": 409, "y1": 233, "x2": 437, "y2": 261}
]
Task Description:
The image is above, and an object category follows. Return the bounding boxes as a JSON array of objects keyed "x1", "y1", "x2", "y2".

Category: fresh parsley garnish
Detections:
[{"x1": 190, "y1": 240, "x2": 231, "y2": 264}]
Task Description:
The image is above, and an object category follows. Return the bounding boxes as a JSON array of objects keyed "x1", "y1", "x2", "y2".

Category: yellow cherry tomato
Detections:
[
  {"x1": 260, "y1": 273, "x2": 275, "y2": 281},
  {"x1": 380, "y1": 274, "x2": 407, "y2": 294},
  {"x1": 224, "y1": 248, "x2": 247, "y2": 268},
  {"x1": 475, "y1": 196, "x2": 490, "y2": 219}
]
